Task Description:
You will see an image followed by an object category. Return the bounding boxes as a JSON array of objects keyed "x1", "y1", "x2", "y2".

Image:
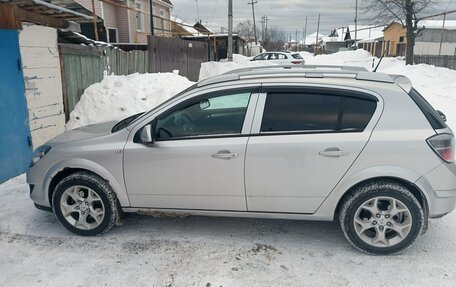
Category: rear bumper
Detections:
[{"x1": 416, "y1": 162, "x2": 456, "y2": 218}]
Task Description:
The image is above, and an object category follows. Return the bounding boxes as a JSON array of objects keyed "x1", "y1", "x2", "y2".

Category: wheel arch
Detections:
[
  {"x1": 44, "y1": 159, "x2": 130, "y2": 208},
  {"x1": 334, "y1": 176, "x2": 429, "y2": 222}
]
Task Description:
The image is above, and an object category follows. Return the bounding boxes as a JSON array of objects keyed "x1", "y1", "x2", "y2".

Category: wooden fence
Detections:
[
  {"x1": 414, "y1": 55, "x2": 456, "y2": 70},
  {"x1": 148, "y1": 36, "x2": 208, "y2": 81},
  {"x1": 59, "y1": 43, "x2": 148, "y2": 120}
]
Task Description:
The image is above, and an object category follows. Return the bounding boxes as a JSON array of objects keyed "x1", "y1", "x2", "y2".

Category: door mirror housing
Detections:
[
  {"x1": 139, "y1": 123, "x2": 155, "y2": 144},
  {"x1": 436, "y1": 110, "x2": 447, "y2": 122}
]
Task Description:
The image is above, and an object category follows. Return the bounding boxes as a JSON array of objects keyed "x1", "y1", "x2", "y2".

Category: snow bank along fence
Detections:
[
  {"x1": 148, "y1": 36, "x2": 209, "y2": 82},
  {"x1": 414, "y1": 55, "x2": 456, "y2": 70},
  {"x1": 59, "y1": 44, "x2": 148, "y2": 120}
]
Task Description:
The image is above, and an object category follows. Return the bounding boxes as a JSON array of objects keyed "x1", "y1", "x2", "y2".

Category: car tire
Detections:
[
  {"x1": 339, "y1": 181, "x2": 424, "y2": 255},
  {"x1": 52, "y1": 172, "x2": 117, "y2": 236}
]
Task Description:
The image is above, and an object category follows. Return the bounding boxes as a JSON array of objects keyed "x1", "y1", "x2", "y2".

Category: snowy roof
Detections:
[
  {"x1": 330, "y1": 25, "x2": 385, "y2": 42},
  {"x1": 302, "y1": 32, "x2": 326, "y2": 45},
  {"x1": 419, "y1": 20, "x2": 456, "y2": 30},
  {"x1": 171, "y1": 16, "x2": 202, "y2": 36}
]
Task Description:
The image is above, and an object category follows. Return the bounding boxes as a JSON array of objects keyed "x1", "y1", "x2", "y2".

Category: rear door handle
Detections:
[
  {"x1": 319, "y1": 148, "x2": 349, "y2": 158},
  {"x1": 212, "y1": 150, "x2": 238, "y2": 160}
]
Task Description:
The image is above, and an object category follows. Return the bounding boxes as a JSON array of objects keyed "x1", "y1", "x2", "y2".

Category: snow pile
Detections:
[
  {"x1": 305, "y1": 49, "x2": 374, "y2": 67},
  {"x1": 219, "y1": 54, "x2": 252, "y2": 63},
  {"x1": 199, "y1": 54, "x2": 280, "y2": 81},
  {"x1": 380, "y1": 62, "x2": 456, "y2": 129},
  {"x1": 66, "y1": 73, "x2": 194, "y2": 130}
]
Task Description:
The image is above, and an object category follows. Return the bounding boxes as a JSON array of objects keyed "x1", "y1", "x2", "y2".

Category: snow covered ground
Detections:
[
  {"x1": 1, "y1": 50, "x2": 456, "y2": 286},
  {"x1": 1, "y1": 174, "x2": 456, "y2": 286}
]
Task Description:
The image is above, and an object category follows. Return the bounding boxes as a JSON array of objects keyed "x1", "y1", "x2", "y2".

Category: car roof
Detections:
[{"x1": 197, "y1": 65, "x2": 412, "y2": 92}]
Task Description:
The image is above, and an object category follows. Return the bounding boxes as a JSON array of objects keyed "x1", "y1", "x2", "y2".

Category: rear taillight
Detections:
[
  {"x1": 291, "y1": 61, "x2": 302, "y2": 64},
  {"x1": 427, "y1": 133, "x2": 455, "y2": 163}
]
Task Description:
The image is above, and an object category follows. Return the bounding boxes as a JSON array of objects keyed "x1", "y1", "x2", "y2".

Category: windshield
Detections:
[
  {"x1": 292, "y1": 53, "x2": 303, "y2": 59},
  {"x1": 126, "y1": 83, "x2": 198, "y2": 128}
]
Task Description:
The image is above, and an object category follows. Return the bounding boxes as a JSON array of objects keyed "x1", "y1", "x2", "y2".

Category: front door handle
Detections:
[
  {"x1": 319, "y1": 148, "x2": 349, "y2": 158},
  {"x1": 212, "y1": 150, "x2": 238, "y2": 160}
]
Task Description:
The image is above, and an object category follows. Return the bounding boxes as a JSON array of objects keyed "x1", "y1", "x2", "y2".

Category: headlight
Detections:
[{"x1": 30, "y1": 145, "x2": 52, "y2": 167}]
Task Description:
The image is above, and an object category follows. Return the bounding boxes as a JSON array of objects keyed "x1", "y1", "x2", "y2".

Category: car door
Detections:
[
  {"x1": 245, "y1": 86, "x2": 382, "y2": 214},
  {"x1": 123, "y1": 88, "x2": 259, "y2": 211}
]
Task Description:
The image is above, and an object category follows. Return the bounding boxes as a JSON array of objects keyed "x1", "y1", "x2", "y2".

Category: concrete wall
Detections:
[{"x1": 19, "y1": 24, "x2": 65, "y2": 149}]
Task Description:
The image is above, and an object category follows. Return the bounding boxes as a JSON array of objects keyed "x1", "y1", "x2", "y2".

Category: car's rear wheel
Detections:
[
  {"x1": 52, "y1": 172, "x2": 117, "y2": 236},
  {"x1": 339, "y1": 181, "x2": 424, "y2": 255}
]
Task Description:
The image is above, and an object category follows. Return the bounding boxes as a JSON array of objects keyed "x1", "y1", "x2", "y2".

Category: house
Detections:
[
  {"x1": 74, "y1": 0, "x2": 173, "y2": 43},
  {"x1": 383, "y1": 20, "x2": 456, "y2": 57},
  {"x1": 0, "y1": 0, "x2": 89, "y2": 182},
  {"x1": 382, "y1": 22, "x2": 407, "y2": 56},
  {"x1": 323, "y1": 25, "x2": 385, "y2": 56},
  {"x1": 414, "y1": 20, "x2": 456, "y2": 56}
]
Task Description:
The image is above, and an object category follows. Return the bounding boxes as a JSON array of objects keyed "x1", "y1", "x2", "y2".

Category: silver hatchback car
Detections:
[{"x1": 28, "y1": 65, "x2": 456, "y2": 255}]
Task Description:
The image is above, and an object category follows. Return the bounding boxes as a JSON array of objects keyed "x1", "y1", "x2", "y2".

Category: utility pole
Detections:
[
  {"x1": 195, "y1": 0, "x2": 200, "y2": 23},
  {"x1": 303, "y1": 16, "x2": 307, "y2": 47},
  {"x1": 248, "y1": 0, "x2": 258, "y2": 45},
  {"x1": 438, "y1": 13, "x2": 446, "y2": 56},
  {"x1": 354, "y1": 0, "x2": 358, "y2": 49},
  {"x1": 261, "y1": 15, "x2": 268, "y2": 42},
  {"x1": 228, "y1": 0, "x2": 233, "y2": 61},
  {"x1": 315, "y1": 13, "x2": 320, "y2": 55},
  {"x1": 295, "y1": 29, "x2": 298, "y2": 51},
  {"x1": 91, "y1": 0, "x2": 99, "y2": 41},
  {"x1": 264, "y1": 16, "x2": 268, "y2": 41},
  {"x1": 149, "y1": 0, "x2": 154, "y2": 36}
]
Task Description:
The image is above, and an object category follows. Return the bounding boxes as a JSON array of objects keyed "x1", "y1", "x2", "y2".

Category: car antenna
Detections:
[{"x1": 373, "y1": 50, "x2": 387, "y2": 72}]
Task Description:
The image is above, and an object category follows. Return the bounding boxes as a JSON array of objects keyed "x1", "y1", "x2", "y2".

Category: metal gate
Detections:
[{"x1": 0, "y1": 30, "x2": 32, "y2": 183}]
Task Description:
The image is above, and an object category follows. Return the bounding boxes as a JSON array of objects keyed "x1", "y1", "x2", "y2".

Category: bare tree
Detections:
[
  {"x1": 235, "y1": 20, "x2": 259, "y2": 43},
  {"x1": 263, "y1": 26, "x2": 286, "y2": 51},
  {"x1": 362, "y1": 0, "x2": 434, "y2": 64}
]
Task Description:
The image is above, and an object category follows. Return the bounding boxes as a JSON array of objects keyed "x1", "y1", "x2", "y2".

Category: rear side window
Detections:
[
  {"x1": 408, "y1": 88, "x2": 446, "y2": 129},
  {"x1": 291, "y1": 53, "x2": 303, "y2": 59},
  {"x1": 260, "y1": 93, "x2": 377, "y2": 133}
]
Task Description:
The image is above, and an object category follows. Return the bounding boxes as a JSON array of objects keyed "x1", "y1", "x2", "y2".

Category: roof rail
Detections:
[
  {"x1": 197, "y1": 65, "x2": 400, "y2": 87},
  {"x1": 223, "y1": 65, "x2": 369, "y2": 75}
]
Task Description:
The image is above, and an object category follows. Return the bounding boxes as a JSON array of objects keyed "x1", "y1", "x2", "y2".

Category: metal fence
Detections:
[
  {"x1": 59, "y1": 43, "x2": 148, "y2": 120},
  {"x1": 148, "y1": 36, "x2": 208, "y2": 81},
  {"x1": 414, "y1": 55, "x2": 456, "y2": 70}
]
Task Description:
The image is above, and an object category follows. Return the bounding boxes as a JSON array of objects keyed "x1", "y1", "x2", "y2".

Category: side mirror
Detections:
[
  {"x1": 199, "y1": 99, "x2": 210, "y2": 110},
  {"x1": 436, "y1": 110, "x2": 447, "y2": 122},
  {"x1": 139, "y1": 124, "x2": 155, "y2": 144}
]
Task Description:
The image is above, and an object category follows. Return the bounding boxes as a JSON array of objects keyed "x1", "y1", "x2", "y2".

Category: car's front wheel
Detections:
[
  {"x1": 52, "y1": 172, "x2": 117, "y2": 236},
  {"x1": 339, "y1": 181, "x2": 425, "y2": 255}
]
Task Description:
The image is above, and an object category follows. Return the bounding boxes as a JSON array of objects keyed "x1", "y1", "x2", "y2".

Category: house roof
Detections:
[
  {"x1": 419, "y1": 20, "x2": 456, "y2": 30},
  {"x1": 193, "y1": 21, "x2": 214, "y2": 35},
  {"x1": 302, "y1": 32, "x2": 325, "y2": 45},
  {"x1": 160, "y1": 0, "x2": 172, "y2": 6},
  {"x1": 330, "y1": 25, "x2": 385, "y2": 42},
  {"x1": 171, "y1": 16, "x2": 202, "y2": 36},
  {"x1": 2, "y1": 0, "x2": 96, "y2": 23}
]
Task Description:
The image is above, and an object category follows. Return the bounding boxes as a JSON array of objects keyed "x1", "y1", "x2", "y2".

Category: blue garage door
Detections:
[{"x1": 0, "y1": 30, "x2": 32, "y2": 184}]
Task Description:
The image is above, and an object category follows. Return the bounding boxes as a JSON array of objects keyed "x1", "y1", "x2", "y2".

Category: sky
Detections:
[{"x1": 169, "y1": 0, "x2": 456, "y2": 38}]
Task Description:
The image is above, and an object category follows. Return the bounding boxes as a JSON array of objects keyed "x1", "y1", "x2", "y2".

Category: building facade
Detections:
[{"x1": 75, "y1": 0, "x2": 173, "y2": 43}]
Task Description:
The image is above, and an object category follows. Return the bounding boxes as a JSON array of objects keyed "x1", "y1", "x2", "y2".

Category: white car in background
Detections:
[{"x1": 251, "y1": 51, "x2": 305, "y2": 65}]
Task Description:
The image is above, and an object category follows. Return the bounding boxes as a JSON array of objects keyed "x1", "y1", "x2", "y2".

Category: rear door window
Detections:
[{"x1": 260, "y1": 92, "x2": 377, "y2": 133}]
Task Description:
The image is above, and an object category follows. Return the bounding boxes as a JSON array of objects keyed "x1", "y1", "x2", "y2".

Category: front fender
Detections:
[{"x1": 42, "y1": 158, "x2": 130, "y2": 207}]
